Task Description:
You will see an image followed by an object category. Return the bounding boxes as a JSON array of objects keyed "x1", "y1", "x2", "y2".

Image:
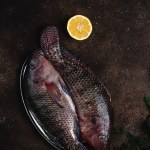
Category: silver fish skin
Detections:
[
  {"x1": 40, "y1": 26, "x2": 112, "y2": 150},
  {"x1": 22, "y1": 51, "x2": 87, "y2": 150}
]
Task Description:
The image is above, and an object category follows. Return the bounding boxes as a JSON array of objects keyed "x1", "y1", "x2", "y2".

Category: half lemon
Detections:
[{"x1": 67, "y1": 15, "x2": 92, "y2": 40}]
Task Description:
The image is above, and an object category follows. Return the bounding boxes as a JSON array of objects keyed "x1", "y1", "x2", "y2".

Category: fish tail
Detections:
[{"x1": 40, "y1": 26, "x2": 62, "y2": 61}]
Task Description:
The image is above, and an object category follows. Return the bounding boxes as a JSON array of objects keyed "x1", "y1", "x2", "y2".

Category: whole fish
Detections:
[
  {"x1": 40, "y1": 26, "x2": 112, "y2": 150},
  {"x1": 21, "y1": 51, "x2": 87, "y2": 150}
]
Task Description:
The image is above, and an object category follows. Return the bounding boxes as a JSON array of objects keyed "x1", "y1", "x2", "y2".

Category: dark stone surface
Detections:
[{"x1": 0, "y1": 0, "x2": 150, "y2": 149}]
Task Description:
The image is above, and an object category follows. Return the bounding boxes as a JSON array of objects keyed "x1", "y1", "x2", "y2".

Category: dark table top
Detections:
[{"x1": 0, "y1": 0, "x2": 150, "y2": 149}]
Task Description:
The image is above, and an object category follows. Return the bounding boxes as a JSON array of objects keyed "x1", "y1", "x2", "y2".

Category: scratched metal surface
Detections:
[{"x1": 0, "y1": 0, "x2": 150, "y2": 149}]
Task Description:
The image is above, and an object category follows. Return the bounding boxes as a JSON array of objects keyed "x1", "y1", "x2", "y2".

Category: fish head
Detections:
[
  {"x1": 28, "y1": 51, "x2": 44, "y2": 85},
  {"x1": 28, "y1": 51, "x2": 58, "y2": 85}
]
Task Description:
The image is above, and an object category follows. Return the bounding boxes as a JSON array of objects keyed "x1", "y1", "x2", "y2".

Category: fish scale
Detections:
[{"x1": 40, "y1": 26, "x2": 112, "y2": 150}]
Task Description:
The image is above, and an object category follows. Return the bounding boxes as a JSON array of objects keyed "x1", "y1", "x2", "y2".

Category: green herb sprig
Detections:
[{"x1": 112, "y1": 97, "x2": 150, "y2": 150}]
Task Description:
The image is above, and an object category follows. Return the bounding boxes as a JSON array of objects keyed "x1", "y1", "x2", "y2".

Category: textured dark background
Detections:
[{"x1": 0, "y1": 0, "x2": 150, "y2": 149}]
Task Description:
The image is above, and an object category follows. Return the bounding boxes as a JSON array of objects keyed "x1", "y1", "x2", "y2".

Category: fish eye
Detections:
[{"x1": 30, "y1": 63, "x2": 36, "y2": 70}]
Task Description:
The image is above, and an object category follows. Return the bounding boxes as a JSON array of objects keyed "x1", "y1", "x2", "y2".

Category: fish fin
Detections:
[
  {"x1": 40, "y1": 26, "x2": 62, "y2": 61},
  {"x1": 45, "y1": 82, "x2": 64, "y2": 108},
  {"x1": 50, "y1": 92, "x2": 64, "y2": 108},
  {"x1": 61, "y1": 47, "x2": 89, "y2": 69},
  {"x1": 58, "y1": 78, "x2": 70, "y2": 95}
]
